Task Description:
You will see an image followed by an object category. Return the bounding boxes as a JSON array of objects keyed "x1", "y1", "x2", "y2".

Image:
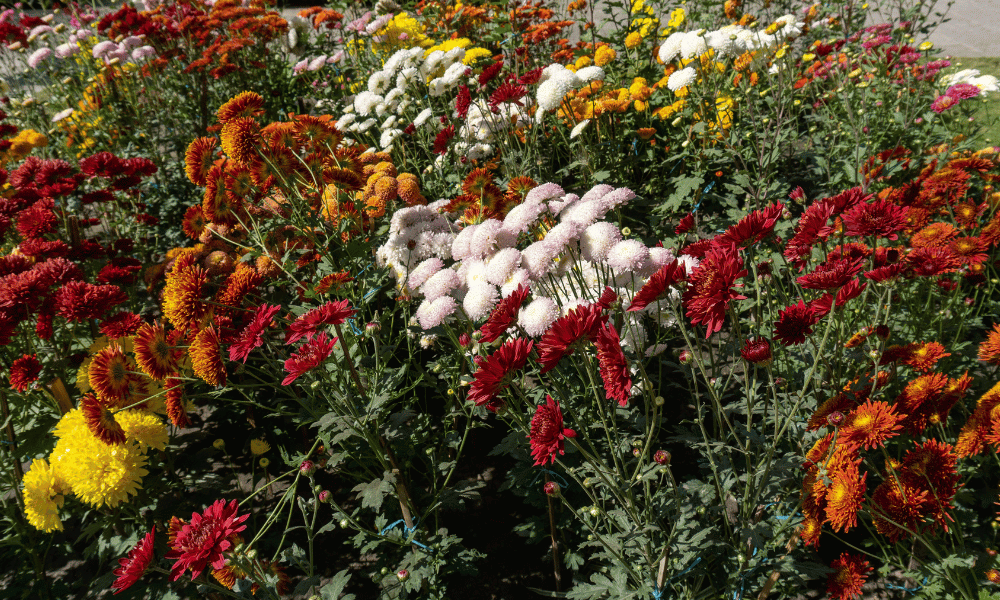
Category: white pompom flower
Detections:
[
  {"x1": 464, "y1": 283, "x2": 499, "y2": 321},
  {"x1": 518, "y1": 297, "x2": 560, "y2": 337}
]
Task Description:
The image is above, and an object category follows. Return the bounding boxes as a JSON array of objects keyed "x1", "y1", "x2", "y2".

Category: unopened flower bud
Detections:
[
  {"x1": 678, "y1": 349, "x2": 693, "y2": 364},
  {"x1": 319, "y1": 490, "x2": 332, "y2": 503},
  {"x1": 397, "y1": 569, "x2": 410, "y2": 582},
  {"x1": 300, "y1": 460, "x2": 316, "y2": 477},
  {"x1": 544, "y1": 481, "x2": 561, "y2": 497},
  {"x1": 365, "y1": 321, "x2": 381, "y2": 335},
  {"x1": 213, "y1": 438, "x2": 226, "y2": 450},
  {"x1": 827, "y1": 411, "x2": 845, "y2": 427},
  {"x1": 632, "y1": 447, "x2": 641, "y2": 457},
  {"x1": 589, "y1": 507, "x2": 599, "y2": 517},
  {"x1": 654, "y1": 396, "x2": 665, "y2": 406},
  {"x1": 340, "y1": 519, "x2": 349, "y2": 528},
  {"x1": 654, "y1": 450, "x2": 671, "y2": 465}
]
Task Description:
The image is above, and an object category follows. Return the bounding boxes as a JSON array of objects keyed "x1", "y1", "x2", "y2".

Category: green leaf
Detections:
[
  {"x1": 320, "y1": 569, "x2": 355, "y2": 600},
  {"x1": 351, "y1": 471, "x2": 396, "y2": 512}
]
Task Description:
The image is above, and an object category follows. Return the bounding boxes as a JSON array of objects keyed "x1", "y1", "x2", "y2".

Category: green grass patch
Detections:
[{"x1": 946, "y1": 57, "x2": 1000, "y2": 146}]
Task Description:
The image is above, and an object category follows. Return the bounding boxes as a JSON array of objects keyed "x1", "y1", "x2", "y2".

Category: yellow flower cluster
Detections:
[
  {"x1": 373, "y1": 12, "x2": 433, "y2": 51},
  {"x1": 0, "y1": 129, "x2": 47, "y2": 168}
]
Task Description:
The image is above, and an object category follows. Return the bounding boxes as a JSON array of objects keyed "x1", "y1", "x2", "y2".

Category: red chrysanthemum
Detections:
[
  {"x1": 81, "y1": 393, "x2": 126, "y2": 445},
  {"x1": 841, "y1": 199, "x2": 908, "y2": 240},
  {"x1": 285, "y1": 299, "x2": 355, "y2": 345},
  {"x1": 89, "y1": 343, "x2": 137, "y2": 405},
  {"x1": 834, "y1": 279, "x2": 866, "y2": 308},
  {"x1": 166, "y1": 499, "x2": 249, "y2": 581},
  {"x1": 901, "y1": 439, "x2": 960, "y2": 524},
  {"x1": 715, "y1": 202, "x2": 784, "y2": 247},
  {"x1": 190, "y1": 326, "x2": 227, "y2": 387},
  {"x1": 529, "y1": 395, "x2": 577, "y2": 466},
  {"x1": 230, "y1": 304, "x2": 281, "y2": 363},
  {"x1": 455, "y1": 84, "x2": 471, "y2": 119},
  {"x1": 468, "y1": 337, "x2": 534, "y2": 412},
  {"x1": 283, "y1": 332, "x2": 336, "y2": 386},
  {"x1": 796, "y1": 257, "x2": 865, "y2": 290},
  {"x1": 472, "y1": 285, "x2": 526, "y2": 344},
  {"x1": 432, "y1": 125, "x2": 455, "y2": 155},
  {"x1": 536, "y1": 304, "x2": 606, "y2": 373},
  {"x1": 740, "y1": 337, "x2": 772, "y2": 366},
  {"x1": 134, "y1": 323, "x2": 179, "y2": 381},
  {"x1": 627, "y1": 258, "x2": 685, "y2": 312},
  {"x1": 111, "y1": 526, "x2": 156, "y2": 594},
  {"x1": 773, "y1": 300, "x2": 819, "y2": 346},
  {"x1": 906, "y1": 246, "x2": 959, "y2": 277},
  {"x1": 9, "y1": 353, "x2": 41, "y2": 392},
  {"x1": 838, "y1": 399, "x2": 904, "y2": 451},
  {"x1": 784, "y1": 201, "x2": 836, "y2": 265},
  {"x1": 683, "y1": 243, "x2": 747, "y2": 337},
  {"x1": 100, "y1": 311, "x2": 142, "y2": 338},
  {"x1": 870, "y1": 477, "x2": 929, "y2": 542},
  {"x1": 826, "y1": 553, "x2": 871, "y2": 600},
  {"x1": 54, "y1": 280, "x2": 127, "y2": 322},
  {"x1": 594, "y1": 322, "x2": 631, "y2": 407},
  {"x1": 15, "y1": 199, "x2": 57, "y2": 239},
  {"x1": 675, "y1": 212, "x2": 695, "y2": 235}
]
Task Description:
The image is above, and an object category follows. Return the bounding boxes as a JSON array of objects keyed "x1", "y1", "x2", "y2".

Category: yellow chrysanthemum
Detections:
[
  {"x1": 463, "y1": 47, "x2": 492, "y2": 65},
  {"x1": 667, "y1": 8, "x2": 685, "y2": 29},
  {"x1": 250, "y1": 439, "x2": 270, "y2": 455},
  {"x1": 424, "y1": 38, "x2": 471, "y2": 57},
  {"x1": 594, "y1": 46, "x2": 616, "y2": 66},
  {"x1": 625, "y1": 31, "x2": 642, "y2": 48},
  {"x1": 51, "y1": 409, "x2": 148, "y2": 508},
  {"x1": 117, "y1": 410, "x2": 169, "y2": 452},
  {"x1": 22, "y1": 458, "x2": 68, "y2": 532},
  {"x1": 374, "y1": 12, "x2": 432, "y2": 50}
]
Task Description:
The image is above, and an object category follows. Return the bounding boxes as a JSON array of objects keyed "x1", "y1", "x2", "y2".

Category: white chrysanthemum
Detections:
[
  {"x1": 647, "y1": 247, "x2": 677, "y2": 271},
  {"x1": 416, "y1": 296, "x2": 457, "y2": 329},
  {"x1": 658, "y1": 31, "x2": 686, "y2": 63},
  {"x1": 519, "y1": 297, "x2": 560, "y2": 337},
  {"x1": 354, "y1": 91, "x2": 384, "y2": 116},
  {"x1": 521, "y1": 241, "x2": 557, "y2": 279},
  {"x1": 705, "y1": 26, "x2": 739, "y2": 57},
  {"x1": 463, "y1": 259, "x2": 489, "y2": 288},
  {"x1": 428, "y1": 78, "x2": 450, "y2": 97},
  {"x1": 570, "y1": 119, "x2": 591, "y2": 139},
  {"x1": 419, "y1": 334, "x2": 438, "y2": 348},
  {"x1": 421, "y1": 268, "x2": 461, "y2": 301},
  {"x1": 384, "y1": 88, "x2": 404, "y2": 109},
  {"x1": 678, "y1": 254, "x2": 701, "y2": 276},
  {"x1": 428, "y1": 232, "x2": 455, "y2": 260},
  {"x1": 501, "y1": 268, "x2": 531, "y2": 297},
  {"x1": 414, "y1": 107, "x2": 434, "y2": 127},
  {"x1": 380, "y1": 128, "x2": 403, "y2": 150},
  {"x1": 467, "y1": 143, "x2": 494, "y2": 160},
  {"x1": 536, "y1": 77, "x2": 572, "y2": 113},
  {"x1": 486, "y1": 248, "x2": 522, "y2": 286},
  {"x1": 667, "y1": 67, "x2": 697, "y2": 92},
  {"x1": 543, "y1": 221, "x2": 584, "y2": 254},
  {"x1": 441, "y1": 61, "x2": 467, "y2": 85},
  {"x1": 396, "y1": 67, "x2": 419, "y2": 90},
  {"x1": 970, "y1": 74, "x2": 1000, "y2": 94},
  {"x1": 680, "y1": 31, "x2": 707, "y2": 58},
  {"x1": 579, "y1": 222, "x2": 622, "y2": 262},
  {"x1": 547, "y1": 193, "x2": 579, "y2": 216},
  {"x1": 464, "y1": 283, "x2": 499, "y2": 321},
  {"x1": 336, "y1": 113, "x2": 357, "y2": 132},
  {"x1": 51, "y1": 108, "x2": 74, "y2": 123},
  {"x1": 607, "y1": 240, "x2": 650, "y2": 272},
  {"x1": 502, "y1": 202, "x2": 545, "y2": 235},
  {"x1": 599, "y1": 187, "x2": 637, "y2": 213},
  {"x1": 451, "y1": 224, "x2": 479, "y2": 261},
  {"x1": 580, "y1": 184, "x2": 614, "y2": 204},
  {"x1": 408, "y1": 258, "x2": 444, "y2": 291},
  {"x1": 524, "y1": 183, "x2": 564, "y2": 206},
  {"x1": 560, "y1": 199, "x2": 601, "y2": 227},
  {"x1": 576, "y1": 66, "x2": 605, "y2": 83}
]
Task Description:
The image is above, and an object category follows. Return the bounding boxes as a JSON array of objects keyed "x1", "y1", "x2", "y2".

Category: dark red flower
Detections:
[
  {"x1": 489, "y1": 81, "x2": 527, "y2": 109},
  {"x1": 529, "y1": 395, "x2": 576, "y2": 465},
  {"x1": 455, "y1": 85, "x2": 471, "y2": 119},
  {"x1": 784, "y1": 201, "x2": 836, "y2": 265},
  {"x1": 597, "y1": 286, "x2": 617, "y2": 309},
  {"x1": 627, "y1": 258, "x2": 685, "y2": 312},
  {"x1": 81, "y1": 393, "x2": 126, "y2": 445},
  {"x1": 479, "y1": 59, "x2": 503, "y2": 86},
  {"x1": 683, "y1": 243, "x2": 747, "y2": 337},
  {"x1": 230, "y1": 304, "x2": 281, "y2": 363},
  {"x1": 282, "y1": 332, "x2": 336, "y2": 385},
  {"x1": 536, "y1": 304, "x2": 606, "y2": 372},
  {"x1": 100, "y1": 312, "x2": 143, "y2": 338},
  {"x1": 740, "y1": 338, "x2": 772, "y2": 366},
  {"x1": 468, "y1": 337, "x2": 533, "y2": 411},
  {"x1": 285, "y1": 299, "x2": 355, "y2": 345},
  {"x1": 479, "y1": 284, "x2": 529, "y2": 343},
  {"x1": 433, "y1": 125, "x2": 455, "y2": 155},
  {"x1": 835, "y1": 279, "x2": 866, "y2": 307},
  {"x1": 166, "y1": 499, "x2": 249, "y2": 581},
  {"x1": 97, "y1": 257, "x2": 143, "y2": 285},
  {"x1": 675, "y1": 212, "x2": 695, "y2": 234},
  {"x1": 54, "y1": 281, "x2": 127, "y2": 322},
  {"x1": 15, "y1": 199, "x2": 57, "y2": 239},
  {"x1": 773, "y1": 300, "x2": 819, "y2": 346},
  {"x1": 864, "y1": 263, "x2": 905, "y2": 282},
  {"x1": 79, "y1": 152, "x2": 126, "y2": 178},
  {"x1": 796, "y1": 257, "x2": 865, "y2": 290},
  {"x1": 111, "y1": 526, "x2": 156, "y2": 594},
  {"x1": 9, "y1": 354, "x2": 41, "y2": 392},
  {"x1": 594, "y1": 323, "x2": 631, "y2": 406},
  {"x1": 906, "y1": 246, "x2": 959, "y2": 277},
  {"x1": 715, "y1": 202, "x2": 784, "y2": 247},
  {"x1": 842, "y1": 199, "x2": 908, "y2": 240}
]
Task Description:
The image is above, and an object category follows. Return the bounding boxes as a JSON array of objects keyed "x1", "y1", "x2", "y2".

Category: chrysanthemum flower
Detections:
[
  {"x1": 628, "y1": 258, "x2": 685, "y2": 312},
  {"x1": 283, "y1": 333, "x2": 336, "y2": 386},
  {"x1": 111, "y1": 527, "x2": 156, "y2": 594},
  {"x1": 22, "y1": 458, "x2": 67, "y2": 532},
  {"x1": 901, "y1": 439, "x2": 960, "y2": 525},
  {"x1": 740, "y1": 337, "x2": 772, "y2": 366},
  {"x1": 683, "y1": 243, "x2": 747, "y2": 337},
  {"x1": 906, "y1": 246, "x2": 959, "y2": 277},
  {"x1": 184, "y1": 137, "x2": 217, "y2": 186},
  {"x1": 955, "y1": 382, "x2": 1000, "y2": 457},
  {"x1": 826, "y1": 553, "x2": 871, "y2": 600},
  {"x1": 716, "y1": 203, "x2": 784, "y2": 247},
  {"x1": 773, "y1": 300, "x2": 818, "y2": 346},
  {"x1": 163, "y1": 265, "x2": 211, "y2": 331},
  {"x1": 870, "y1": 478, "x2": 928, "y2": 542},
  {"x1": 797, "y1": 257, "x2": 865, "y2": 290},
  {"x1": 100, "y1": 311, "x2": 142, "y2": 339},
  {"x1": 214, "y1": 264, "x2": 263, "y2": 316},
  {"x1": 900, "y1": 341, "x2": 949, "y2": 373},
  {"x1": 842, "y1": 199, "x2": 908, "y2": 240},
  {"x1": 166, "y1": 499, "x2": 249, "y2": 581},
  {"x1": 229, "y1": 304, "x2": 281, "y2": 363},
  {"x1": 979, "y1": 324, "x2": 1000, "y2": 364},
  {"x1": 89, "y1": 343, "x2": 136, "y2": 405},
  {"x1": 190, "y1": 326, "x2": 227, "y2": 387},
  {"x1": 117, "y1": 409, "x2": 169, "y2": 452},
  {"x1": 285, "y1": 300, "x2": 355, "y2": 345},
  {"x1": 216, "y1": 91, "x2": 264, "y2": 124},
  {"x1": 479, "y1": 284, "x2": 529, "y2": 343},
  {"x1": 220, "y1": 117, "x2": 260, "y2": 166},
  {"x1": 81, "y1": 393, "x2": 126, "y2": 445},
  {"x1": 594, "y1": 323, "x2": 631, "y2": 406},
  {"x1": 250, "y1": 439, "x2": 270, "y2": 455},
  {"x1": 537, "y1": 304, "x2": 606, "y2": 373},
  {"x1": 10, "y1": 353, "x2": 41, "y2": 392},
  {"x1": 838, "y1": 400, "x2": 904, "y2": 451},
  {"x1": 165, "y1": 374, "x2": 191, "y2": 428},
  {"x1": 468, "y1": 337, "x2": 534, "y2": 411},
  {"x1": 134, "y1": 323, "x2": 178, "y2": 381},
  {"x1": 529, "y1": 395, "x2": 577, "y2": 465},
  {"x1": 824, "y1": 461, "x2": 866, "y2": 532},
  {"x1": 54, "y1": 281, "x2": 127, "y2": 322}
]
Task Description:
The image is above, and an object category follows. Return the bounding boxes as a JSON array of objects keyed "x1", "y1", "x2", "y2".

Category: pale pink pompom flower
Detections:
[
  {"x1": 518, "y1": 297, "x2": 560, "y2": 337},
  {"x1": 463, "y1": 283, "x2": 499, "y2": 321},
  {"x1": 524, "y1": 182, "x2": 565, "y2": 205},
  {"x1": 408, "y1": 257, "x2": 444, "y2": 291},
  {"x1": 579, "y1": 222, "x2": 621, "y2": 262},
  {"x1": 606, "y1": 239, "x2": 649, "y2": 272},
  {"x1": 486, "y1": 248, "x2": 522, "y2": 286},
  {"x1": 421, "y1": 268, "x2": 461, "y2": 301},
  {"x1": 27, "y1": 47, "x2": 51, "y2": 69},
  {"x1": 416, "y1": 296, "x2": 457, "y2": 329}
]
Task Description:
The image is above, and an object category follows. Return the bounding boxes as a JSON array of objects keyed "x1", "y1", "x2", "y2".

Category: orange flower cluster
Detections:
[{"x1": 440, "y1": 168, "x2": 536, "y2": 224}]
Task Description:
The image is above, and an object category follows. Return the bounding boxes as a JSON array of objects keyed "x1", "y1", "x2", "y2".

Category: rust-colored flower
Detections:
[
  {"x1": 184, "y1": 137, "x2": 217, "y2": 186},
  {"x1": 111, "y1": 526, "x2": 156, "y2": 594},
  {"x1": 165, "y1": 374, "x2": 191, "y2": 428},
  {"x1": 536, "y1": 303, "x2": 605, "y2": 372},
  {"x1": 181, "y1": 205, "x2": 207, "y2": 240},
  {"x1": 594, "y1": 322, "x2": 631, "y2": 407},
  {"x1": 529, "y1": 395, "x2": 577, "y2": 466},
  {"x1": 838, "y1": 399, "x2": 904, "y2": 451},
  {"x1": 824, "y1": 460, "x2": 866, "y2": 532},
  {"x1": 166, "y1": 499, "x2": 248, "y2": 581},
  {"x1": 468, "y1": 337, "x2": 534, "y2": 412},
  {"x1": 214, "y1": 264, "x2": 263, "y2": 316},
  {"x1": 900, "y1": 341, "x2": 949, "y2": 373},
  {"x1": 979, "y1": 324, "x2": 1000, "y2": 364},
  {"x1": 81, "y1": 393, "x2": 126, "y2": 445},
  {"x1": 190, "y1": 326, "x2": 226, "y2": 387},
  {"x1": 163, "y1": 265, "x2": 211, "y2": 331},
  {"x1": 216, "y1": 91, "x2": 264, "y2": 124},
  {"x1": 220, "y1": 117, "x2": 260, "y2": 165},
  {"x1": 9, "y1": 353, "x2": 41, "y2": 392},
  {"x1": 826, "y1": 553, "x2": 871, "y2": 600},
  {"x1": 870, "y1": 478, "x2": 928, "y2": 542},
  {"x1": 134, "y1": 323, "x2": 178, "y2": 381},
  {"x1": 89, "y1": 343, "x2": 135, "y2": 405},
  {"x1": 955, "y1": 382, "x2": 1000, "y2": 457}
]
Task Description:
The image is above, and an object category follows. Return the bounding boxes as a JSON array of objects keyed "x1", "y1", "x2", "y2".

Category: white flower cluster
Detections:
[
  {"x1": 941, "y1": 69, "x2": 1000, "y2": 96},
  {"x1": 535, "y1": 63, "x2": 605, "y2": 118},
  {"x1": 335, "y1": 44, "x2": 530, "y2": 158},
  {"x1": 376, "y1": 182, "x2": 698, "y2": 350},
  {"x1": 658, "y1": 16, "x2": 803, "y2": 64}
]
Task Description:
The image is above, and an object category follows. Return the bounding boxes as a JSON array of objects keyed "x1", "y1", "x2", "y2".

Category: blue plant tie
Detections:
[
  {"x1": 347, "y1": 316, "x2": 364, "y2": 336},
  {"x1": 530, "y1": 468, "x2": 569, "y2": 488},
  {"x1": 651, "y1": 584, "x2": 665, "y2": 599},
  {"x1": 667, "y1": 556, "x2": 702, "y2": 582},
  {"x1": 885, "y1": 577, "x2": 927, "y2": 595},
  {"x1": 380, "y1": 517, "x2": 433, "y2": 552},
  {"x1": 703, "y1": 180, "x2": 716, "y2": 194},
  {"x1": 632, "y1": 139, "x2": 639, "y2": 155}
]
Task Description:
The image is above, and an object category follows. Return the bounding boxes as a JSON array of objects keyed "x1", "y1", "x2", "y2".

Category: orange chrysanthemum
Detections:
[
  {"x1": 900, "y1": 341, "x2": 949, "y2": 373},
  {"x1": 182, "y1": 205, "x2": 207, "y2": 240},
  {"x1": 134, "y1": 323, "x2": 177, "y2": 381},
  {"x1": 190, "y1": 326, "x2": 226, "y2": 387},
  {"x1": 89, "y1": 343, "x2": 135, "y2": 405},
  {"x1": 220, "y1": 117, "x2": 260, "y2": 165},
  {"x1": 165, "y1": 374, "x2": 191, "y2": 428},
  {"x1": 798, "y1": 515, "x2": 822, "y2": 548},
  {"x1": 910, "y1": 222, "x2": 957, "y2": 248},
  {"x1": 81, "y1": 393, "x2": 126, "y2": 445},
  {"x1": 184, "y1": 137, "x2": 217, "y2": 186},
  {"x1": 838, "y1": 400, "x2": 904, "y2": 451},
  {"x1": 979, "y1": 324, "x2": 1000, "y2": 364},
  {"x1": 826, "y1": 553, "x2": 871, "y2": 600},
  {"x1": 824, "y1": 460, "x2": 866, "y2": 532},
  {"x1": 216, "y1": 91, "x2": 264, "y2": 124},
  {"x1": 214, "y1": 264, "x2": 262, "y2": 316},
  {"x1": 870, "y1": 478, "x2": 928, "y2": 542},
  {"x1": 956, "y1": 382, "x2": 1000, "y2": 456},
  {"x1": 163, "y1": 264, "x2": 212, "y2": 331}
]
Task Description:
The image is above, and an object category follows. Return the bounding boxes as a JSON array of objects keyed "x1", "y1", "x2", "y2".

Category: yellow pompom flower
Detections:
[
  {"x1": 594, "y1": 46, "x2": 616, "y2": 66},
  {"x1": 625, "y1": 31, "x2": 643, "y2": 49},
  {"x1": 117, "y1": 410, "x2": 169, "y2": 452},
  {"x1": 51, "y1": 409, "x2": 148, "y2": 508},
  {"x1": 715, "y1": 95, "x2": 734, "y2": 129},
  {"x1": 424, "y1": 38, "x2": 471, "y2": 57},
  {"x1": 463, "y1": 47, "x2": 492, "y2": 65},
  {"x1": 250, "y1": 439, "x2": 270, "y2": 455},
  {"x1": 23, "y1": 458, "x2": 68, "y2": 532}
]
